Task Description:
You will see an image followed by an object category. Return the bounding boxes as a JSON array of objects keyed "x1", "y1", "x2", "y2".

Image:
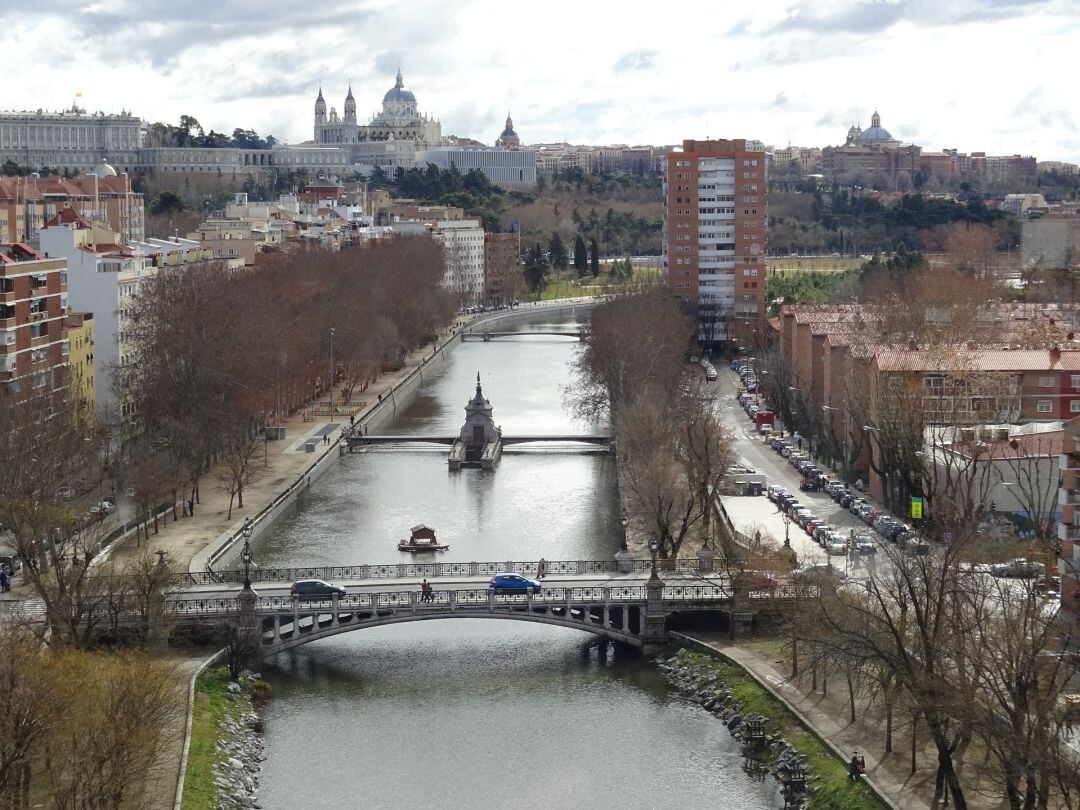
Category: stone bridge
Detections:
[{"x1": 164, "y1": 555, "x2": 814, "y2": 658}]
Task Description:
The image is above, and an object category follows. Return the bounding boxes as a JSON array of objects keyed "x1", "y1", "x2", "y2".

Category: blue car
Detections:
[{"x1": 488, "y1": 573, "x2": 542, "y2": 594}]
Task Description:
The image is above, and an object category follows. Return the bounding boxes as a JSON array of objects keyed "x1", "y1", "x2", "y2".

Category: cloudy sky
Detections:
[{"x1": 2, "y1": 0, "x2": 1078, "y2": 161}]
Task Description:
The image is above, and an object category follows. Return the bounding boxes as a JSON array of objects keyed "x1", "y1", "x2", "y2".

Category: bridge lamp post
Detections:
[
  {"x1": 781, "y1": 512, "x2": 791, "y2": 548},
  {"x1": 328, "y1": 327, "x2": 336, "y2": 418},
  {"x1": 620, "y1": 511, "x2": 629, "y2": 551},
  {"x1": 241, "y1": 518, "x2": 254, "y2": 590},
  {"x1": 648, "y1": 535, "x2": 661, "y2": 583}
]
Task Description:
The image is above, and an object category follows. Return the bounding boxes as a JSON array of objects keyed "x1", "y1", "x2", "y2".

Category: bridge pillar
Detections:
[
  {"x1": 237, "y1": 585, "x2": 260, "y2": 655},
  {"x1": 696, "y1": 545, "x2": 715, "y2": 573},
  {"x1": 621, "y1": 607, "x2": 630, "y2": 633},
  {"x1": 614, "y1": 547, "x2": 633, "y2": 574},
  {"x1": 641, "y1": 575, "x2": 667, "y2": 657},
  {"x1": 272, "y1": 615, "x2": 281, "y2": 641},
  {"x1": 331, "y1": 595, "x2": 340, "y2": 626},
  {"x1": 469, "y1": 562, "x2": 479, "y2": 576}
]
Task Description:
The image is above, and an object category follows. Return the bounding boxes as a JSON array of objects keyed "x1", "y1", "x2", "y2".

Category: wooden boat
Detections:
[{"x1": 399, "y1": 524, "x2": 449, "y2": 553}]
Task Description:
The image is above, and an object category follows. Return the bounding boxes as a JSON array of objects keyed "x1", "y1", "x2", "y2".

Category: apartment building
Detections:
[
  {"x1": 664, "y1": 138, "x2": 767, "y2": 348},
  {"x1": 1058, "y1": 417, "x2": 1080, "y2": 630},
  {"x1": 0, "y1": 243, "x2": 69, "y2": 413},
  {"x1": 65, "y1": 311, "x2": 95, "y2": 421}
]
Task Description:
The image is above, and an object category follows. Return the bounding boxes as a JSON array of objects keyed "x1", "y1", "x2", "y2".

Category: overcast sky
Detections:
[{"x1": 2, "y1": 0, "x2": 1078, "y2": 161}]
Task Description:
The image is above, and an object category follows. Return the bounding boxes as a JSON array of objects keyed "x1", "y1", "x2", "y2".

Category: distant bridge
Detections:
[
  {"x1": 344, "y1": 434, "x2": 611, "y2": 450},
  {"x1": 461, "y1": 329, "x2": 588, "y2": 342}
]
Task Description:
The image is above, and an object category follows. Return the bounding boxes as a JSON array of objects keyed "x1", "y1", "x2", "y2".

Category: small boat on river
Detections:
[{"x1": 399, "y1": 524, "x2": 448, "y2": 553}]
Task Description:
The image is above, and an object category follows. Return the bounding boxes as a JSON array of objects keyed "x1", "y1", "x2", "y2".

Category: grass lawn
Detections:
[
  {"x1": 181, "y1": 667, "x2": 236, "y2": 810},
  {"x1": 530, "y1": 266, "x2": 663, "y2": 301}
]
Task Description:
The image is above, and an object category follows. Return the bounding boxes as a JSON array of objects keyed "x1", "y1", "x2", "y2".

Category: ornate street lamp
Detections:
[
  {"x1": 648, "y1": 534, "x2": 661, "y2": 583},
  {"x1": 241, "y1": 518, "x2": 254, "y2": 590},
  {"x1": 619, "y1": 510, "x2": 629, "y2": 551},
  {"x1": 782, "y1": 512, "x2": 791, "y2": 548},
  {"x1": 328, "y1": 327, "x2": 336, "y2": 418}
]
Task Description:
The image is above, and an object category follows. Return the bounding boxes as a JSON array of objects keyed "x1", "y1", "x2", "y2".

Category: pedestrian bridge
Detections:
[{"x1": 343, "y1": 434, "x2": 611, "y2": 450}]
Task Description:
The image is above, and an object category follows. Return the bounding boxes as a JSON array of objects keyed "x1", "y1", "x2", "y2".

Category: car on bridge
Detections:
[
  {"x1": 990, "y1": 558, "x2": 1046, "y2": 578},
  {"x1": 290, "y1": 579, "x2": 348, "y2": 599},
  {"x1": 489, "y1": 573, "x2": 542, "y2": 594}
]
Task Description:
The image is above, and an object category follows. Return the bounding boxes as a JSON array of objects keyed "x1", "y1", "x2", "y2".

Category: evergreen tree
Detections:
[
  {"x1": 573, "y1": 235, "x2": 588, "y2": 276},
  {"x1": 524, "y1": 242, "x2": 550, "y2": 293},
  {"x1": 548, "y1": 232, "x2": 569, "y2": 271},
  {"x1": 589, "y1": 238, "x2": 600, "y2": 277}
]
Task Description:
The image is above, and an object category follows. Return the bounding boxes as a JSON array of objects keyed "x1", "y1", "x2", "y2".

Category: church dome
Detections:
[
  {"x1": 857, "y1": 111, "x2": 894, "y2": 144},
  {"x1": 91, "y1": 159, "x2": 117, "y2": 178},
  {"x1": 383, "y1": 67, "x2": 416, "y2": 104}
]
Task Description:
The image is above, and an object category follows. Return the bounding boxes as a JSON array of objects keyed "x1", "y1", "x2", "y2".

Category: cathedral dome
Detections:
[
  {"x1": 857, "y1": 111, "x2": 894, "y2": 144},
  {"x1": 91, "y1": 159, "x2": 117, "y2": 178},
  {"x1": 383, "y1": 67, "x2": 416, "y2": 104}
]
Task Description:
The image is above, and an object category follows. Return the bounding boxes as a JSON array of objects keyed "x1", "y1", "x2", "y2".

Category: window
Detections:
[
  {"x1": 1071, "y1": 375, "x2": 1080, "y2": 389},
  {"x1": 1072, "y1": 400, "x2": 1080, "y2": 413},
  {"x1": 1038, "y1": 375, "x2": 1054, "y2": 387},
  {"x1": 1037, "y1": 400, "x2": 1053, "y2": 413}
]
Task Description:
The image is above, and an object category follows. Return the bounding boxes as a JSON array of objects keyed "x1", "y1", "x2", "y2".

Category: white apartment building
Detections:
[
  {"x1": 416, "y1": 147, "x2": 537, "y2": 188},
  {"x1": 432, "y1": 219, "x2": 486, "y2": 306},
  {"x1": 39, "y1": 219, "x2": 152, "y2": 412}
]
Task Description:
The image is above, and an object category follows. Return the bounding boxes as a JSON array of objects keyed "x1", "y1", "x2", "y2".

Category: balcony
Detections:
[
  {"x1": 1058, "y1": 523, "x2": 1080, "y2": 542},
  {"x1": 1062, "y1": 453, "x2": 1080, "y2": 472},
  {"x1": 1061, "y1": 488, "x2": 1080, "y2": 507}
]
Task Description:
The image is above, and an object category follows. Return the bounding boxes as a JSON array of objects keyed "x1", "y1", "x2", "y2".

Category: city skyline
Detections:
[{"x1": 0, "y1": 0, "x2": 1077, "y2": 162}]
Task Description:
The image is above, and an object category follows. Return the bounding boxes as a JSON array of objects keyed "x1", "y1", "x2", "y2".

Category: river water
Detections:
[{"x1": 256, "y1": 310, "x2": 781, "y2": 809}]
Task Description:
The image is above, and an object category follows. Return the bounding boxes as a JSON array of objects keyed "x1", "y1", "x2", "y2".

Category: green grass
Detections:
[
  {"x1": 181, "y1": 667, "x2": 239, "y2": 810},
  {"x1": 675, "y1": 652, "x2": 885, "y2": 810}
]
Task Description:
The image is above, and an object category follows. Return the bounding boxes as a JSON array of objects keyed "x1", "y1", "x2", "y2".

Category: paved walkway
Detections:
[
  {"x1": 680, "y1": 632, "x2": 1017, "y2": 810},
  {"x1": 680, "y1": 632, "x2": 929, "y2": 810}
]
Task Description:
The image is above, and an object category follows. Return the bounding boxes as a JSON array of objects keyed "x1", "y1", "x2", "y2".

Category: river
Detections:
[{"x1": 255, "y1": 310, "x2": 781, "y2": 809}]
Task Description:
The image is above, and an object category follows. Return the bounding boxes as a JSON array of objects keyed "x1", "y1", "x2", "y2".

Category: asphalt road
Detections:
[{"x1": 714, "y1": 368, "x2": 884, "y2": 579}]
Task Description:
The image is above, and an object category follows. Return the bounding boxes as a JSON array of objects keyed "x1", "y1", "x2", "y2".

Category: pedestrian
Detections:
[
  {"x1": 188, "y1": 498, "x2": 195, "y2": 517},
  {"x1": 419, "y1": 578, "x2": 432, "y2": 602},
  {"x1": 0, "y1": 569, "x2": 8, "y2": 593},
  {"x1": 378, "y1": 393, "x2": 383, "y2": 403},
  {"x1": 848, "y1": 752, "x2": 864, "y2": 782},
  {"x1": 364, "y1": 425, "x2": 368, "y2": 436},
  {"x1": 350, "y1": 415, "x2": 355, "y2": 426},
  {"x1": 537, "y1": 558, "x2": 547, "y2": 579}
]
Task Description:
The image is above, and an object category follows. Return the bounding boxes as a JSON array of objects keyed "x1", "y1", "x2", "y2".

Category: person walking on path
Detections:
[
  {"x1": 0, "y1": 569, "x2": 9, "y2": 593},
  {"x1": 188, "y1": 498, "x2": 195, "y2": 517},
  {"x1": 419, "y1": 578, "x2": 433, "y2": 602},
  {"x1": 848, "y1": 752, "x2": 865, "y2": 782},
  {"x1": 537, "y1": 558, "x2": 547, "y2": 579}
]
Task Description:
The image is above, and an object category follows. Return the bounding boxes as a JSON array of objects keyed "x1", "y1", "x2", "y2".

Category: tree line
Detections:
[
  {"x1": 145, "y1": 115, "x2": 277, "y2": 150},
  {"x1": 568, "y1": 287, "x2": 736, "y2": 559}
]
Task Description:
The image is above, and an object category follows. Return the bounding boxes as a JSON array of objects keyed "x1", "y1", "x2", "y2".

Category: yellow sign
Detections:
[{"x1": 910, "y1": 497, "x2": 924, "y2": 520}]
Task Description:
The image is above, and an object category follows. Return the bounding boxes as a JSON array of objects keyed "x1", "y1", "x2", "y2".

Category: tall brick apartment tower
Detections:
[{"x1": 663, "y1": 138, "x2": 767, "y2": 350}]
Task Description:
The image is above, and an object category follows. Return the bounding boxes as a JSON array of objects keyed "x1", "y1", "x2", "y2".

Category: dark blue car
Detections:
[{"x1": 489, "y1": 573, "x2": 542, "y2": 594}]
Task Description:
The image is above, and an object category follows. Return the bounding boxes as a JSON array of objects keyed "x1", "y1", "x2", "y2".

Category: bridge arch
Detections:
[{"x1": 257, "y1": 603, "x2": 646, "y2": 658}]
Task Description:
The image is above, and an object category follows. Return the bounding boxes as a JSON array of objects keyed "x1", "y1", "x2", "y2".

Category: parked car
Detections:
[
  {"x1": 767, "y1": 485, "x2": 786, "y2": 502},
  {"x1": 826, "y1": 539, "x2": 848, "y2": 556},
  {"x1": 290, "y1": 579, "x2": 347, "y2": 598},
  {"x1": 853, "y1": 534, "x2": 877, "y2": 554},
  {"x1": 489, "y1": 572, "x2": 542, "y2": 593},
  {"x1": 0, "y1": 551, "x2": 22, "y2": 574},
  {"x1": 990, "y1": 559, "x2": 1046, "y2": 578},
  {"x1": 839, "y1": 491, "x2": 858, "y2": 509}
]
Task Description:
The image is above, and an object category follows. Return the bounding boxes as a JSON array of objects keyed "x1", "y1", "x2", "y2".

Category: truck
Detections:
[{"x1": 754, "y1": 410, "x2": 774, "y2": 428}]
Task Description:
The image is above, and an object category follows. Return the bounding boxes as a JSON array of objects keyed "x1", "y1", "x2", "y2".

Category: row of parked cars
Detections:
[{"x1": 731, "y1": 358, "x2": 759, "y2": 393}]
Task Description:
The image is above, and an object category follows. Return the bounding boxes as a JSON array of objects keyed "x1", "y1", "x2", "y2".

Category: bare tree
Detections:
[{"x1": 216, "y1": 418, "x2": 264, "y2": 520}]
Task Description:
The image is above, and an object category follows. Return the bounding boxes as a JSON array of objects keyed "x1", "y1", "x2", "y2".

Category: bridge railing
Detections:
[
  {"x1": 164, "y1": 583, "x2": 771, "y2": 617},
  {"x1": 175, "y1": 558, "x2": 693, "y2": 586}
]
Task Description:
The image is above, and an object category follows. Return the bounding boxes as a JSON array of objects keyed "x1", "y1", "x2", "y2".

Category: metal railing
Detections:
[{"x1": 177, "y1": 558, "x2": 684, "y2": 586}]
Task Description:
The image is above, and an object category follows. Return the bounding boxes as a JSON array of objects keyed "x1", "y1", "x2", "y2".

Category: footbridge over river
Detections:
[
  {"x1": 460, "y1": 328, "x2": 589, "y2": 342},
  {"x1": 162, "y1": 556, "x2": 815, "y2": 658},
  {"x1": 343, "y1": 434, "x2": 611, "y2": 450}
]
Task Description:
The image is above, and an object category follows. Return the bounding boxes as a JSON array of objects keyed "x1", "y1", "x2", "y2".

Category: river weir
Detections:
[{"x1": 253, "y1": 310, "x2": 782, "y2": 808}]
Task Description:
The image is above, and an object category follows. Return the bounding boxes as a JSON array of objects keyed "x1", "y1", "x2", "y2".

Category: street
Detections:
[{"x1": 714, "y1": 367, "x2": 883, "y2": 580}]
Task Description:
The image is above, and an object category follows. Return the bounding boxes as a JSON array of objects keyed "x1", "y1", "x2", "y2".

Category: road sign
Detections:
[{"x1": 910, "y1": 497, "x2": 924, "y2": 520}]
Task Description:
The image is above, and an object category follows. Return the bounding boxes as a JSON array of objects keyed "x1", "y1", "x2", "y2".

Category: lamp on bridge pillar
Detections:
[
  {"x1": 782, "y1": 512, "x2": 791, "y2": 548},
  {"x1": 648, "y1": 534, "x2": 661, "y2": 583},
  {"x1": 619, "y1": 511, "x2": 629, "y2": 551},
  {"x1": 241, "y1": 518, "x2": 254, "y2": 590}
]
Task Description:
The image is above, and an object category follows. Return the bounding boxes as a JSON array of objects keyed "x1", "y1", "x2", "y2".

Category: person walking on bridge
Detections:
[
  {"x1": 419, "y1": 578, "x2": 433, "y2": 602},
  {"x1": 537, "y1": 558, "x2": 547, "y2": 579}
]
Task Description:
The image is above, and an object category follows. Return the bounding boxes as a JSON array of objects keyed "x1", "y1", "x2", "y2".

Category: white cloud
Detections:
[{"x1": 0, "y1": 0, "x2": 1077, "y2": 160}]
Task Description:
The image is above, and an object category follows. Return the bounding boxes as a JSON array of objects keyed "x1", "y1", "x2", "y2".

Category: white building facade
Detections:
[
  {"x1": 416, "y1": 147, "x2": 537, "y2": 188},
  {"x1": 432, "y1": 219, "x2": 486, "y2": 306}
]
